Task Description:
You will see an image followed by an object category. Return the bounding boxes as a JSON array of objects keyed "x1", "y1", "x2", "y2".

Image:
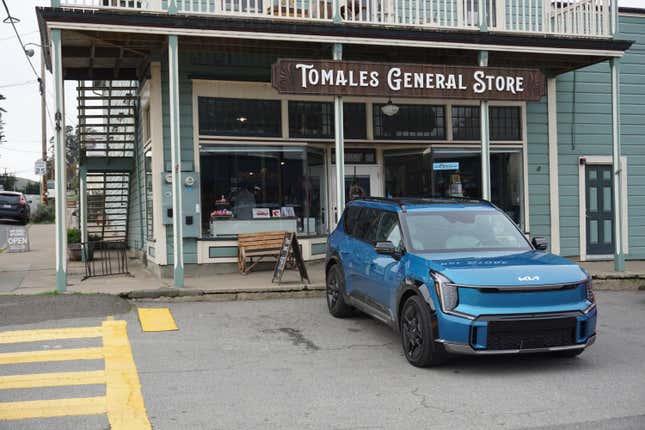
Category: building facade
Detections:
[{"x1": 37, "y1": 1, "x2": 644, "y2": 289}]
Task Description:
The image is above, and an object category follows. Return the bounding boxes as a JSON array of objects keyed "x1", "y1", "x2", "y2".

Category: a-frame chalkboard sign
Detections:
[{"x1": 272, "y1": 232, "x2": 310, "y2": 284}]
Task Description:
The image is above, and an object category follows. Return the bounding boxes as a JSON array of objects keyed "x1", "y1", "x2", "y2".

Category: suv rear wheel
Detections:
[
  {"x1": 400, "y1": 295, "x2": 448, "y2": 367},
  {"x1": 326, "y1": 264, "x2": 353, "y2": 318}
]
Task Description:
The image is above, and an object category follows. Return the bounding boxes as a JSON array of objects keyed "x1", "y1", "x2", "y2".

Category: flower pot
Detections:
[{"x1": 68, "y1": 243, "x2": 82, "y2": 261}]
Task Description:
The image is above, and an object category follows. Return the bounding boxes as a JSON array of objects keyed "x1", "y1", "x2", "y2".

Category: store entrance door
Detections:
[{"x1": 329, "y1": 164, "x2": 382, "y2": 223}]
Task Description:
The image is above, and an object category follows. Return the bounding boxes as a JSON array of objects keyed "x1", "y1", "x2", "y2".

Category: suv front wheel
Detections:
[
  {"x1": 400, "y1": 295, "x2": 448, "y2": 367},
  {"x1": 326, "y1": 264, "x2": 353, "y2": 318}
]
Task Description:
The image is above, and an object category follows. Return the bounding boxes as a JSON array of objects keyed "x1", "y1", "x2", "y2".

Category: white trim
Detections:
[
  {"x1": 619, "y1": 12, "x2": 645, "y2": 18},
  {"x1": 47, "y1": 22, "x2": 626, "y2": 58},
  {"x1": 547, "y1": 78, "x2": 560, "y2": 255},
  {"x1": 149, "y1": 62, "x2": 168, "y2": 265},
  {"x1": 521, "y1": 101, "x2": 530, "y2": 233},
  {"x1": 578, "y1": 156, "x2": 629, "y2": 261}
]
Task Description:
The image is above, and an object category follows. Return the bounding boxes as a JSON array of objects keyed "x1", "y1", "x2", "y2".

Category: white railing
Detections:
[{"x1": 58, "y1": 0, "x2": 613, "y2": 38}]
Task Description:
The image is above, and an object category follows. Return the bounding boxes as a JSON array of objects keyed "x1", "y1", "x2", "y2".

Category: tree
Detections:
[
  {"x1": 0, "y1": 94, "x2": 6, "y2": 144},
  {"x1": 0, "y1": 170, "x2": 16, "y2": 191},
  {"x1": 48, "y1": 125, "x2": 80, "y2": 191}
]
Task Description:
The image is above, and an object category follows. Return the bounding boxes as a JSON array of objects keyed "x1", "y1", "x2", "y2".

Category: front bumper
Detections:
[
  {"x1": 438, "y1": 333, "x2": 596, "y2": 355},
  {"x1": 434, "y1": 307, "x2": 597, "y2": 355}
]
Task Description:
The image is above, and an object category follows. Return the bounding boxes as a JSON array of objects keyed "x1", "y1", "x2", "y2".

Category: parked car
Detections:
[
  {"x1": 0, "y1": 191, "x2": 30, "y2": 225},
  {"x1": 325, "y1": 198, "x2": 596, "y2": 367}
]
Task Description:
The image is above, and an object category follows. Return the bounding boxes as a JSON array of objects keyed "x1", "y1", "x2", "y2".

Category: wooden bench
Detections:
[{"x1": 237, "y1": 231, "x2": 288, "y2": 274}]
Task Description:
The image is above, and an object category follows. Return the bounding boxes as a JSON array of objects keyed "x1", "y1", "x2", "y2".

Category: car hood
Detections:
[{"x1": 415, "y1": 250, "x2": 588, "y2": 287}]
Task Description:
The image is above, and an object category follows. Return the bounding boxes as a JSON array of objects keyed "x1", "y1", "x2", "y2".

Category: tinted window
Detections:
[
  {"x1": 289, "y1": 102, "x2": 366, "y2": 139},
  {"x1": 353, "y1": 207, "x2": 380, "y2": 242},
  {"x1": 373, "y1": 104, "x2": 445, "y2": 140},
  {"x1": 452, "y1": 106, "x2": 481, "y2": 141},
  {"x1": 0, "y1": 193, "x2": 20, "y2": 204},
  {"x1": 198, "y1": 97, "x2": 281, "y2": 137},
  {"x1": 343, "y1": 206, "x2": 362, "y2": 236},
  {"x1": 490, "y1": 106, "x2": 521, "y2": 141},
  {"x1": 375, "y1": 211, "x2": 402, "y2": 247}
]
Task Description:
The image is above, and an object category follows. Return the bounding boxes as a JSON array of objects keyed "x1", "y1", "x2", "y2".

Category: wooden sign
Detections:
[
  {"x1": 272, "y1": 232, "x2": 310, "y2": 284},
  {"x1": 272, "y1": 59, "x2": 545, "y2": 101}
]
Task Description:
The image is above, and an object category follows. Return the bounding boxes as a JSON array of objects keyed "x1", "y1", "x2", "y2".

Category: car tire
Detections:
[
  {"x1": 326, "y1": 263, "x2": 353, "y2": 318},
  {"x1": 400, "y1": 295, "x2": 448, "y2": 367}
]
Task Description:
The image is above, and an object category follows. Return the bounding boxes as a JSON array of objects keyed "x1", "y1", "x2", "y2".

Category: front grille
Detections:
[{"x1": 486, "y1": 317, "x2": 577, "y2": 350}]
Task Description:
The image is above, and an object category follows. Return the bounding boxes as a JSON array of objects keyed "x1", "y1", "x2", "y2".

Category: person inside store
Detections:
[{"x1": 232, "y1": 184, "x2": 256, "y2": 220}]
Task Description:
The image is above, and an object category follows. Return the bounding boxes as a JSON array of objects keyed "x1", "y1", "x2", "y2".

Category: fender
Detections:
[{"x1": 394, "y1": 278, "x2": 438, "y2": 331}]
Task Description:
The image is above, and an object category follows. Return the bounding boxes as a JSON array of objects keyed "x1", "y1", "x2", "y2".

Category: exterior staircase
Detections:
[{"x1": 77, "y1": 80, "x2": 138, "y2": 242}]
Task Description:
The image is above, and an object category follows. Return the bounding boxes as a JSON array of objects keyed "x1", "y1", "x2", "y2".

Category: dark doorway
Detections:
[{"x1": 586, "y1": 164, "x2": 614, "y2": 255}]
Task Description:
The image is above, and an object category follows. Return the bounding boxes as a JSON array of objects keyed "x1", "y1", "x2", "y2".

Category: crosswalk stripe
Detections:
[
  {"x1": 0, "y1": 370, "x2": 106, "y2": 390},
  {"x1": 103, "y1": 320, "x2": 152, "y2": 429},
  {"x1": 0, "y1": 347, "x2": 103, "y2": 365},
  {"x1": 0, "y1": 326, "x2": 103, "y2": 345},
  {"x1": 0, "y1": 396, "x2": 107, "y2": 420}
]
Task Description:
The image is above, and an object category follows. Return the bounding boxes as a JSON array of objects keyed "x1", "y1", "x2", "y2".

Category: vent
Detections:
[{"x1": 487, "y1": 317, "x2": 577, "y2": 350}]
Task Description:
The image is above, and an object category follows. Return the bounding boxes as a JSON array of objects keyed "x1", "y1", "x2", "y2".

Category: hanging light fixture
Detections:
[{"x1": 381, "y1": 98, "x2": 399, "y2": 117}]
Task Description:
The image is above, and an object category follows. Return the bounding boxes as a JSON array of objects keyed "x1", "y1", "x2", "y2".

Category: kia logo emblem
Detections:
[{"x1": 518, "y1": 276, "x2": 540, "y2": 281}]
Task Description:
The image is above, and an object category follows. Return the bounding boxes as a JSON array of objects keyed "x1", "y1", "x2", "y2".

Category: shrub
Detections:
[
  {"x1": 31, "y1": 204, "x2": 55, "y2": 224},
  {"x1": 67, "y1": 228, "x2": 81, "y2": 244}
]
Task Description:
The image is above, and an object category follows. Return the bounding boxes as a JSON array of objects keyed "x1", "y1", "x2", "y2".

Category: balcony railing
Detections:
[{"x1": 57, "y1": 0, "x2": 614, "y2": 38}]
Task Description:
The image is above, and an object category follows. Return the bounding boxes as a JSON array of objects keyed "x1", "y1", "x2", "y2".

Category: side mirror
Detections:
[
  {"x1": 532, "y1": 236, "x2": 548, "y2": 251},
  {"x1": 375, "y1": 241, "x2": 397, "y2": 257}
]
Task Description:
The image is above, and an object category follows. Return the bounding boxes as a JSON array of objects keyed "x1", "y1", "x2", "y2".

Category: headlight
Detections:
[
  {"x1": 431, "y1": 271, "x2": 459, "y2": 313},
  {"x1": 585, "y1": 279, "x2": 595, "y2": 303}
]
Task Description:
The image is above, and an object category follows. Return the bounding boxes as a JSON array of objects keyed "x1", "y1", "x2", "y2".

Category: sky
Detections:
[{"x1": 1, "y1": 0, "x2": 645, "y2": 181}]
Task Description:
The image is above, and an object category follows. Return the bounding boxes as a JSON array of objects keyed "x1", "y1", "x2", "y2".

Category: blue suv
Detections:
[{"x1": 325, "y1": 198, "x2": 596, "y2": 367}]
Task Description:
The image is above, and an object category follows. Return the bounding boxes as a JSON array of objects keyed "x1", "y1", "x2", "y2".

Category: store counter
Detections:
[{"x1": 209, "y1": 218, "x2": 298, "y2": 238}]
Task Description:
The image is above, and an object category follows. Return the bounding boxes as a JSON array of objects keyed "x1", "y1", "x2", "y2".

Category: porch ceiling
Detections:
[{"x1": 45, "y1": 29, "x2": 618, "y2": 83}]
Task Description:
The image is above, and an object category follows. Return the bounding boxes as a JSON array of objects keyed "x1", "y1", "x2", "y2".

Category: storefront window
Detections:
[
  {"x1": 384, "y1": 149, "x2": 482, "y2": 200},
  {"x1": 200, "y1": 146, "x2": 326, "y2": 237},
  {"x1": 198, "y1": 97, "x2": 282, "y2": 137},
  {"x1": 452, "y1": 106, "x2": 480, "y2": 141},
  {"x1": 289, "y1": 101, "x2": 366, "y2": 139},
  {"x1": 384, "y1": 149, "x2": 433, "y2": 198},
  {"x1": 491, "y1": 151, "x2": 524, "y2": 225},
  {"x1": 373, "y1": 104, "x2": 445, "y2": 140},
  {"x1": 490, "y1": 106, "x2": 522, "y2": 141}
]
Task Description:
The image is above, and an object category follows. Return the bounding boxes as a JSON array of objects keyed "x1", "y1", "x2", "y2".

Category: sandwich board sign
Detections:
[{"x1": 6, "y1": 226, "x2": 29, "y2": 253}]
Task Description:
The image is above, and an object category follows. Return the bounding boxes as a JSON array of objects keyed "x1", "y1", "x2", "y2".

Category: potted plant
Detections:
[{"x1": 67, "y1": 228, "x2": 82, "y2": 261}]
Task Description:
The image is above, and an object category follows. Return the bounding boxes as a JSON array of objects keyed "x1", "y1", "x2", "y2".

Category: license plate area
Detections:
[{"x1": 486, "y1": 317, "x2": 577, "y2": 350}]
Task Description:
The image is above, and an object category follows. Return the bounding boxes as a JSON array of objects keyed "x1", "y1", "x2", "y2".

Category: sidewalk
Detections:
[{"x1": 1, "y1": 223, "x2": 644, "y2": 297}]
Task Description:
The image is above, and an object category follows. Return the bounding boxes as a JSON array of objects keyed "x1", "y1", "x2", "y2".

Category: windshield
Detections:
[{"x1": 404, "y1": 210, "x2": 531, "y2": 252}]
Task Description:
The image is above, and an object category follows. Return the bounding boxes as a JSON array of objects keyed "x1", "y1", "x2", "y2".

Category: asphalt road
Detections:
[{"x1": 0, "y1": 291, "x2": 644, "y2": 430}]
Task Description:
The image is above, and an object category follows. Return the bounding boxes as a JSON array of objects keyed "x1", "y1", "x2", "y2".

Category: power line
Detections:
[
  {"x1": 0, "y1": 79, "x2": 37, "y2": 89},
  {"x1": 0, "y1": 30, "x2": 38, "y2": 41},
  {"x1": 1, "y1": 0, "x2": 40, "y2": 80}
]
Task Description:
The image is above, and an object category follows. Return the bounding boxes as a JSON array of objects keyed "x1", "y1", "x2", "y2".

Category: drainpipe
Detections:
[
  {"x1": 333, "y1": 43, "x2": 345, "y2": 223},
  {"x1": 611, "y1": 58, "x2": 624, "y2": 272},
  {"x1": 168, "y1": 34, "x2": 184, "y2": 287}
]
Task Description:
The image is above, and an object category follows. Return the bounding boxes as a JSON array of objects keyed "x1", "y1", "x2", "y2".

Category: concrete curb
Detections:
[
  {"x1": 120, "y1": 284, "x2": 326, "y2": 301},
  {"x1": 592, "y1": 273, "x2": 645, "y2": 291}
]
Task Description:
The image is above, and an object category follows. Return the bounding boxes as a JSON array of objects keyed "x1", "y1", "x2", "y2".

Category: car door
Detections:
[
  {"x1": 367, "y1": 211, "x2": 405, "y2": 312},
  {"x1": 337, "y1": 205, "x2": 362, "y2": 297},
  {"x1": 349, "y1": 207, "x2": 380, "y2": 304}
]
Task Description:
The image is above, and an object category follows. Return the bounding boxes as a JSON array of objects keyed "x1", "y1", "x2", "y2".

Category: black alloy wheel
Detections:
[
  {"x1": 400, "y1": 295, "x2": 447, "y2": 367},
  {"x1": 326, "y1": 264, "x2": 352, "y2": 318}
]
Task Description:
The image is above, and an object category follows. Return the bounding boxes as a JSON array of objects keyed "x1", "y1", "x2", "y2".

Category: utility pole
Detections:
[{"x1": 40, "y1": 50, "x2": 48, "y2": 205}]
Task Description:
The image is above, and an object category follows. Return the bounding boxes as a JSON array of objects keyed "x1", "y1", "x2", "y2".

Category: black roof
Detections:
[{"x1": 353, "y1": 196, "x2": 490, "y2": 209}]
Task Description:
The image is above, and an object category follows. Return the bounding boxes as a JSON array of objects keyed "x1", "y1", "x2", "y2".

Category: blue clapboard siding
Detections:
[
  {"x1": 127, "y1": 95, "x2": 147, "y2": 252},
  {"x1": 526, "y1": 97, "x2": 550, "y2": 244},
  {"x1": 549, "y1": 13, "x2": 645, "y2": 258}
]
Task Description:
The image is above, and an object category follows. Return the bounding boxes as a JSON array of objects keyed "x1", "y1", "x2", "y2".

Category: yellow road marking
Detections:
[
  {"x1": 102, "y1": 320, "x2": 151, "y2": 430},
  {"x1": 0, "y1": 326, "x2": 103, "y2": 344},
  {"x1": 0, "y1": 397, "x2": 107, "y2": 420},
  {"x1": 137, "y1": 308, "x2": 178, "y2": 332},
  {"x1": 0, "y1": 347, "x2": 103, "y2": 365},
  {"x1": 0, "y1": 370, "x2": 106, "y2": 390}
]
